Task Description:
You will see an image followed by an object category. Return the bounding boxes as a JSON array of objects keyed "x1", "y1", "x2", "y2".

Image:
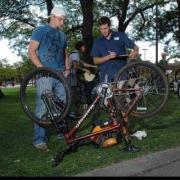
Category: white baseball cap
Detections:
[{"x1": 49, "y1": 6, "x2": 66, "y2": 17}]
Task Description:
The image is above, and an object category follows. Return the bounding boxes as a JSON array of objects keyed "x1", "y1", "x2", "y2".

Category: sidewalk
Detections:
[{"x1": 76, "y1": 146, "x2": 180, "y2": 176}]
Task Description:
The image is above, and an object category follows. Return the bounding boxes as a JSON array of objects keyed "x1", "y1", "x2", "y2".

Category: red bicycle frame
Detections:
[{"x1": 63, "y1": 86, "x2": 144, "y2": 145}]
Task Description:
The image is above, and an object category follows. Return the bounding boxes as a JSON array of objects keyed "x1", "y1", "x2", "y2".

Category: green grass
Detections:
[{"x1": 0, "y1": 87, "x2": 180, "y2": 176}]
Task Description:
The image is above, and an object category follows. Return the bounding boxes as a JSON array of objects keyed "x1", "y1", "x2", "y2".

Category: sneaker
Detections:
[{"x1": 34, "y1": 143, "x2": 49, "y2": 151}]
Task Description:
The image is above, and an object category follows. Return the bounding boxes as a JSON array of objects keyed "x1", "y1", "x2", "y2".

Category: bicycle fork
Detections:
[{"x1": 41, "y1": 91, "x2": 67, "y2": 135}]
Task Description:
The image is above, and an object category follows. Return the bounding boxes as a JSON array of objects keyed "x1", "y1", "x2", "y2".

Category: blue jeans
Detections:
[{"x1": 33, "y1": 76, "x2": 66, "y2": 145}]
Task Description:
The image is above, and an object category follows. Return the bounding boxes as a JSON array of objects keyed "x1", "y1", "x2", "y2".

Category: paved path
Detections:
[{"x1": 76, "y1": 146, "x2": 180, "y2": 177}]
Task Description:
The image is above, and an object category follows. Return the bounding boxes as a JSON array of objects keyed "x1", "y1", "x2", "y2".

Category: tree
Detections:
[
  {"x1": 177, "y1": 0, "x2": 180, "y2": 44},
  {"x1": 0, "y1": 89, "x2": 4, "y2": 98},
  {"x1": 0, "y1": 0, "x2": 179, "y2": 64},
  {"x1": 80, "y1": 0, "x2": 93, "y2": 63},
  {"x1": 131, "y1": 1, "x2": 179, "y2": 58}
]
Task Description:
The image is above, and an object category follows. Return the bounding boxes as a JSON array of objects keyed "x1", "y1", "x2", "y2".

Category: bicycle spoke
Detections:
[
  {"x1": 114, "y1": 62, "x2": 169, "y2": 118},
  {"x1": 20, "y1": 68, "x2": 71, "y2": 127}
]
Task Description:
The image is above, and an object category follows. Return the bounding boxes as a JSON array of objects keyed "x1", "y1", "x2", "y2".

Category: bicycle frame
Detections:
[
  {"x1": 43, "y1": 82, "x2": 145, "y2": 167},
  {"x1": 45, "y1": 82, "x2": 144, "y2": 146}
]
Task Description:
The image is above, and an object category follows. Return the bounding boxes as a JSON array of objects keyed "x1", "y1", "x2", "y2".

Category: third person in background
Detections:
[
  {"x1": 69, "y1": 41, "x2": 98, "y2": 87},
  {"x1": 159, "y1": 52, "x2": 169, "y2": 72}
]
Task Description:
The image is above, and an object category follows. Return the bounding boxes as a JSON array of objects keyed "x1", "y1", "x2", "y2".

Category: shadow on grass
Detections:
[
  {"x1": 130, "y1": 110, "x2": 180, "y2": 132},
  {"x1": 135, "y1": 118, "x2": 180, "y2": 130}
]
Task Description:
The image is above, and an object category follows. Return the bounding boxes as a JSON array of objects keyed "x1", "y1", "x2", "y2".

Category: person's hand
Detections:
[
  {"x1": 129, "y1": 50, "x2": 138, "y2": 60},
  {"x1": 63, "y1": 69, "x2": 70, "y2": 78},
  {"x1": 108, "y1": 51, "x2": 117, "y2": 60},
  {"x1": 36, "y1": 64, "x2": 43, "y2": 68}
]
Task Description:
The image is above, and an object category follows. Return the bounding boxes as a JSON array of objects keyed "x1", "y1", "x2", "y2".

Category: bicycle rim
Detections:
[
  {"x1": 19, "y1": 67, "x2": 71, "y2": 127},
  {"x1": 113, "y1": 61, "x2": 169, "y2": 118},
  {"x1": 175, "y1": 69, "x2": 180, "y2": 82}
]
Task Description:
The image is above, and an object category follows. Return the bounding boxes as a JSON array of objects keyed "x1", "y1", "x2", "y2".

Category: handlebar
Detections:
[{"x1": 117, "y1": 54, "x2": 129, "y2": 58}]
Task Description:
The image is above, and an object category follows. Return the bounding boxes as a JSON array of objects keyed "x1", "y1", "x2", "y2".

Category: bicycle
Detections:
[{"x1": 19, "y1": 59, "x2": 169, "y2": 167}]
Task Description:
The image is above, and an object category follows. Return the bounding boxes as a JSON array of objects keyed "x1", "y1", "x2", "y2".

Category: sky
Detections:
[
  {"x1": 0, "y1": 16, "x2": 170, "y2": 65},
  {"x1": 0, "y1": 37, "x2": 167, "y2": 65},
  {"x1": 0, "y1": 1, "x2": 177, "y2": 65},
  {"x1": 0, "y1": 38, "x2": 23, "y2": 65}
]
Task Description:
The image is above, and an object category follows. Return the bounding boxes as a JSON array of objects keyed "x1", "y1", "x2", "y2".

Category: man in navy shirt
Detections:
[
  {"x1": 91, "y1": 16, "x2": 139, "y2": 82},
  {"x1": 91, "y1": 16, "x2": 139, "y2": 152}
]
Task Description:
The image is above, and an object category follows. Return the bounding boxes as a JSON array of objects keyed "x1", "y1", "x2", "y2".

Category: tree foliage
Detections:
[
  {"x1": 0, "y1": 0, "x2": 179, "y2": 65},
  {"x1": 132, "y1": 0, "x2": 179, "y2": 58},
  {"x1": 0, "y1": 57, "x2": 33, "y2": 85}
]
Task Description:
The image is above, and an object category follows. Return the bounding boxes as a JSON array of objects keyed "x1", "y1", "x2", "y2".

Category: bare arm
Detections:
[
  {"x1": 28, "y1": 40, "x2": 43, "y2": 68},
  {"x1": 93, "y1": 44, "x2": 139, "y2": 65},
  {"x1": 79, "y1": 60, "x2": 97, "y2": 68},
  {"x1": 93, "y1": 53, "x2": 117, "y2": 65},
  {"x1": 63, "y1": 49, "x2": 71, "y2": 77},
  {"x1": 64, "y1": 49, "x2": 70, "y2": 70},
  {"x1": 76, "y1": 66, "x2": 91, "y2": 73}
]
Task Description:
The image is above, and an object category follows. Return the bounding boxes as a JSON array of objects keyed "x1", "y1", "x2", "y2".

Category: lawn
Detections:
[{"x1": 0, "y1": 87, "x2": 180, "y2": 176}]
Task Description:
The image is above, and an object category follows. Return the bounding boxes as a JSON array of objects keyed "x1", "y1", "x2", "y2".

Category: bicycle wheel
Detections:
[
  {"x1": 175, "y1": 69, "x2": 180, "y2": 82},
  {"x1": 177, "y1": 82, "x2": 180, "y2": 99},
  {"x1": 20, "y1": 67, "x2": 71, "y2": 127},
  {"x1": 113, "y1": 61, "x2": 169, "y2": 118}
]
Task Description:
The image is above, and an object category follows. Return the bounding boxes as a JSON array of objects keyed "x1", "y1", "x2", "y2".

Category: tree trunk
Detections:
[
  {"x1": 177, "y1": 0, "x2": 180, "y2": 44},
  {"x1": 80, "y1": 0, "x2": 94, "y2": 64},
  {"x1": 117, "y1": 0, "x2": 129, "y2": 32},
  {"x1": 45, "y1": 0, "x2": 54, "y2": 16},
  {"x1": 0, "y1": 89, "x2": 4, "y2": 98}
]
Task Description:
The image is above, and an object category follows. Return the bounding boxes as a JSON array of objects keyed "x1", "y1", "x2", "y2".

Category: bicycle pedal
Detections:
[
  {"x1": 122, "y1": 144, "x2": 140, "y2": 153},
  {"x1": 51, "y1": 156, "x2": 63, "y2": 167}
]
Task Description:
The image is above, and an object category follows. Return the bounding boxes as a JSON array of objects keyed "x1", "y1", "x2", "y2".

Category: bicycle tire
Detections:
[
  {"x1": 113, "y1": 61, "x2": 169, "y2": 118},
  {"x1": 175, "y1": 69, "x2": 180, "y2": 82},
  {"x1": 20, "y1": 67, "x2": 71, "y2": 127},
  {"x1": 177, "y1": 82, "x2": 180, "y2": 99}
]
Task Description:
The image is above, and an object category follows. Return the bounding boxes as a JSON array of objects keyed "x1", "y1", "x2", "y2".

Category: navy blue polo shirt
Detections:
[{"x1": 91, "y1": 31, "x2": 135, "y2": 82}]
